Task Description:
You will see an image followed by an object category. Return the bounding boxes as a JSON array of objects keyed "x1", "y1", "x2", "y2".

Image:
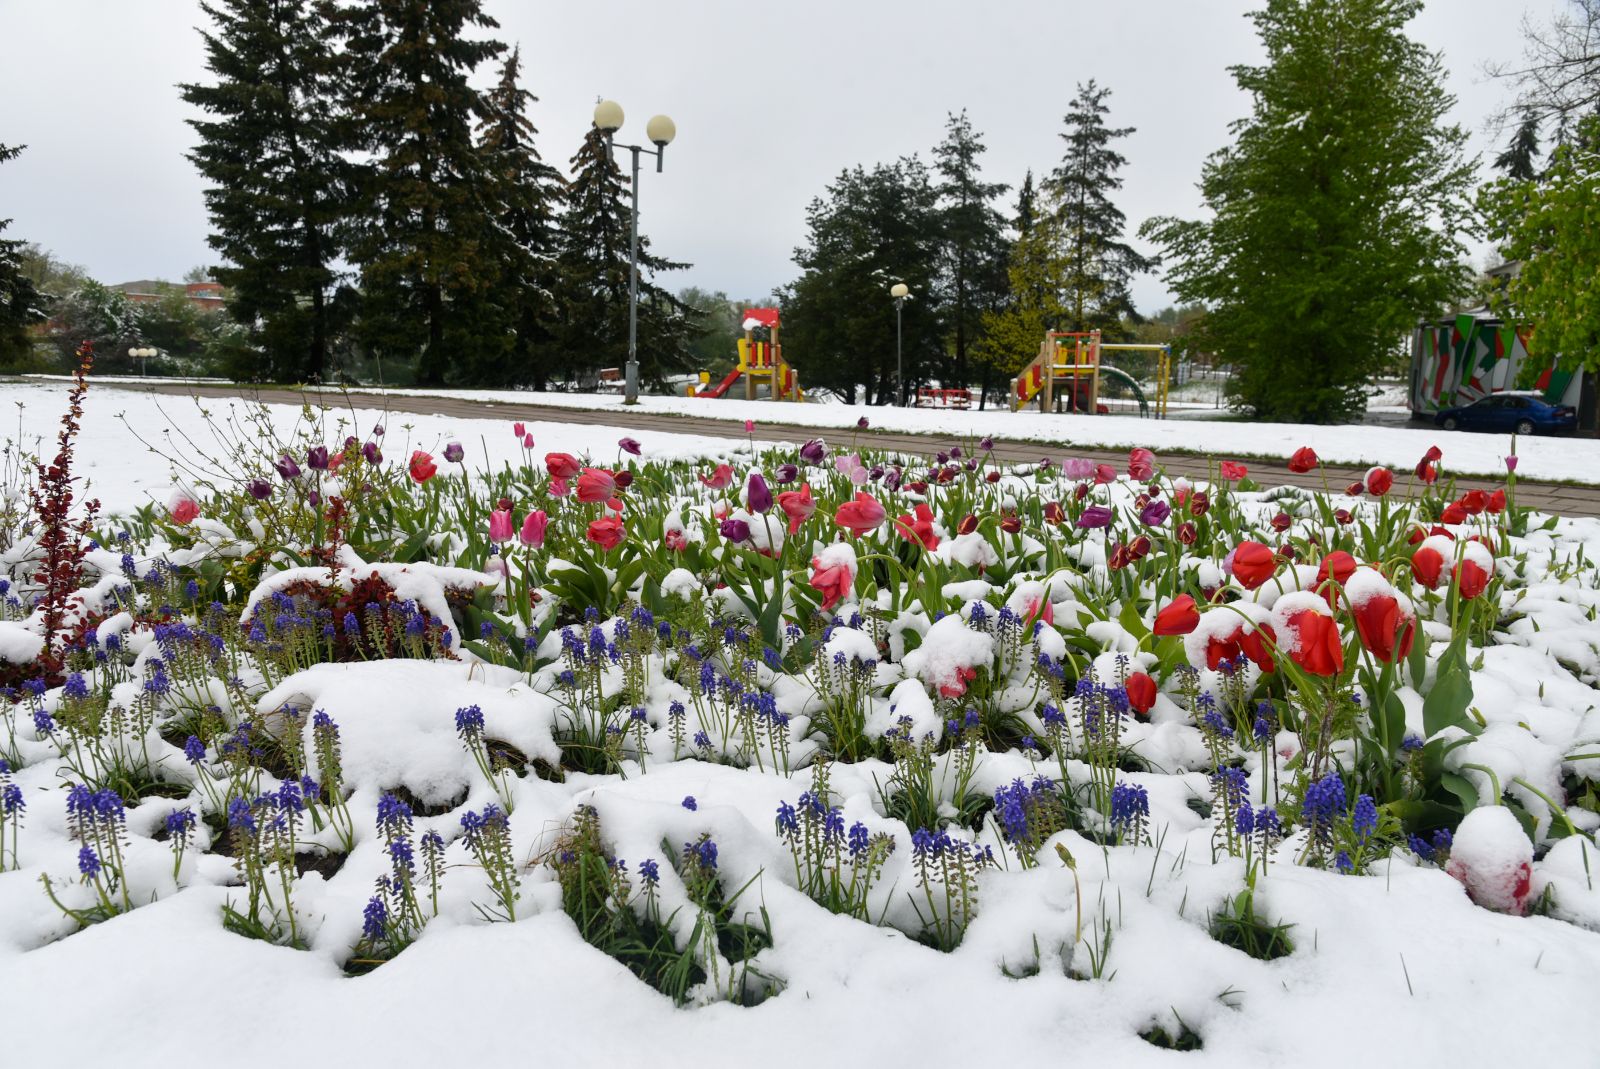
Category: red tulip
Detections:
[
  {"x1": 958, "y1": 513, "x2": 979, "y2": 535},
  {"x1": 546, "y1": 452, "x2": 581, "y2": 480},
  {"x1": 1334, "y1": 508, "x2": 1354, "y2": 526},
  {"x1": 1219, "y1": 460, "x2": 1248, "y2": 481},
  {"x1": 1350, "y1": 583, "x2": 1415, "y2": 663},
  {"x1": 1153, "y1": 594, "x2": 1200, "y2": 636},
  {"x1": 1190, "y1": 492, "x2": 1210, "y2": 517},
  {"x1": 408, "y1": 450, "x2": 438, "y2": 484},
  {"x1": 1129, "y1": 534, "x2": 1153, "y2": 560},
  {"x1": 1176, "y1": 521, "x2": 1198, "y2": 545},
  {"x1": 1270, "y1": 512, "x2": 1292, "y2": 532},
  {"x1": 1459, "y1": 489, "x2": 1488, "y2": 516},
  {"x1": 169, "y1": 493, "x2": 200, "y2": 526},
  {"x1": 1230, "y1": 541, "x2": 1278, "y2": 591},
  {"x1": 1128, "y1": 448, "x2": 1155, "y2": 482},
  {"x1": 1288, "y1": 446, "x2": 1319, "y2": 473},
  {"x1": 939, "y1": 665, "x2": 979, "y2": 700},
  {"x1": 1274, "y1": 598, "x2": 1344, "y2": 677},
  {"x1": 1043, "y1": 502, "x2": 1065, "y2": 525},
  {"x1": 1410, "y1": 540, "x2": 1448, "y2": 589},
  {"x1": 1364, "y1": 467, "x2": 1394, "y2": 496},
  {"x1": 1125, "y1": 672, "x2": 1158, "y2": 717},
  {"x1": 1095, "y1": 464, "x2": 1117, "y2": 484},
  {"x1": 1440, "y1": 502, "x2": 1467, "y2": 525},
  {"x1": 586, "y1": 515, "x2": 625, "y2": 552},
  {"x1": 1316, "y1": 550, "x2": 1357, "y2": 597},
  {"x1": 894, "y1": 502, "x2": 940, "y2": 551},
  {"x1": 809, "y1": 551, "x2": 855, "y2": 611},
  {"x1": 699, "y1": 463, "x2": 735, "y2": 490},
  {"x1": 776, "y1": 484, "x2": 816, "y2": 534},
  {"x1": 576, "y1": 467, "x2": 617, "y2": 505},
  {"x1": 1457, "y1": 550, "x2": 1492, "y2": 600},
  {"x1": 834, "y1": 492, "x2": 886, "y2": 536},
  {"x1": 1486, "y1": 489, "x2": 1507, "y2": 514}
]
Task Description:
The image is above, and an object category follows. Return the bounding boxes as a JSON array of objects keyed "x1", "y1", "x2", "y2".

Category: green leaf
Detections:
[{"x1": 1422, "y1": 646, "x2": 1476, "y2": 737}]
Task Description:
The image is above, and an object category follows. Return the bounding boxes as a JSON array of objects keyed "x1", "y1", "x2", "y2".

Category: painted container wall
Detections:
[{"x1": 1410, "y1": 312, "x2": 1584, "y2": 415}]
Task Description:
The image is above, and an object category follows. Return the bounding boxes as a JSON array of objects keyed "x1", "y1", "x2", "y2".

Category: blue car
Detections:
[{"x1": 1433, "y1": 392, "x2": 1577, "y2": 435}]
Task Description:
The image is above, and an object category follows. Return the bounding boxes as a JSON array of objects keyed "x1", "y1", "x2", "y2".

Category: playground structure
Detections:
[
  {"x1": 1410, "y1": 310, "x2": 1592, "y2": 429},
  {"x1": 1010, "y1": 331, "x2": 1171, "y2": 417},
  {"x1": 690, "y1": 307, "x2": 803, "y2": 401}
]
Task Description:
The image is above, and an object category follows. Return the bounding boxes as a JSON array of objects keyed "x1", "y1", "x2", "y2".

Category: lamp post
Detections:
[
  {"x1": 592, "y1": 99, "x2": 677, "y2": 406},
  {"x1": 128, "y1": 346, "x2": 156, "y2": 377},
  {"x1": 890, "y1": 283, "x2": 909, "y2": 406}
]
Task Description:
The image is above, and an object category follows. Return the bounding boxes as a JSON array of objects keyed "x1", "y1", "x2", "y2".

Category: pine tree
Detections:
[
  {"x1": 783, "y1": 159, "x2": 944, "y2": 405},
  {"x1": 0, "y1": 144, "x2": 49, "y2": 369},
  {"x1": 181, "y1": 0, "x2": 350, "y2": 382},
  {"x1": 553, "y1": 126, "x2": 699, "y2": 386},
  {"x1": 1493, "y1": 113, "x2": 1541, "y2": 180},
  {"x1": 336, "y1": 0, "x2": 506, "y2": 386},
  {"x1": 933, "y1": 110, "x2": 1010, "y2": 398},
  {"x1": 1142, "y1": 0, "x2": 1475, "y2": 423},
  {"x1": 471, "y1": 47, "x2": 567, "y2": 387},
  {"x1": 1047, "y1": 81, "x2": 1152, "y2": 336}
]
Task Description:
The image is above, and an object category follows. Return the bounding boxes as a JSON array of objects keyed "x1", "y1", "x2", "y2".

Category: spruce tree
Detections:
[
  {"x1": 1142, "y1": 0, "x2": 1474, "y2": 423},
  {"x1": 473, "y1": 47, "x2": 567, "y2": 388},
  {"x1": 553, "y1": 126, "x2": 698, "y2": 387},
  {"x1": 336, "y1": 0, "x2": 505, "y2": 386},
  {"x1": 933, "y1": 110, "x2": 1010, "y2": 396},
  {"x1": 181, "y1": 0, "x2": 349, "y2": 382},
  {"x1": 1047, "y1": 81, "x2": 1152, "y2": 336},
  {"x1": 0, "y1": 144, "x2": 48, "y2": 370},
  {"x1": 1493, "y1": 114, "x2": 1541, "y2": 180}
]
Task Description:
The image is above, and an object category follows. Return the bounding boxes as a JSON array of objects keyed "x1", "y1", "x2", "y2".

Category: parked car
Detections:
[{"x1": 1433, "y1": 392, "x2": 1577, "y2": 435}]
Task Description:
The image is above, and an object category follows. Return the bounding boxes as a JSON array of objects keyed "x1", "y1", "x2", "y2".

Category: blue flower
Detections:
[
  {"x1": 165, "y1": 808, "x2": 196, "y2": 839},
  {"x1": 775, "y1": 802, "x2": 799, "y2": 836},
  {"x1": 1235, "y1": 802, "x2": 1256, "y2": 837},
  {"x1": 1352, "y1": 794, "x2": 1378, "y2": 841},
  {"x1": 1111, "y1": 782, "x2": 1150, "y2": 829},
  {"x1": 454, "y1": 704, "x2": 485, "y2": 742},
  {"x1": 63, "y1": 673, "x2": 89, "y2": 700},
  {"x1": 693, "y1": 730, "x2": 711, "y2": 750},
  {"x1": 1, "y1": 783, "x2": 23, "y2": 815},
  {"x1": 78, "y1": 845, "x2": 102, "y2": 880},
  {"x1": 639, "y1": 858, "x2": 660, "y2": 887},
  {"x1": 376, "y1": 793, "x2": 413, "y2": 834},
  {"x1": 227, "y1": 797, "x2": 257, "y2": 835},
  {"x1": 1303, "y1": 771, "x2": 1346, "y2": 833},
  {"x1": 688, "y1": 838, "x2": 718, "y2": 871},
  {"x1": 848, "y1": 822, "x2": 870, "y2": 859},
  {"x1": 32, "y1": 708, "x2": 56, "y2": 736},
  {"x1": 681, "y1": 796, "x2": 697, "y2": 811},
  {"x1": 362, "y1": 894, "x2": 388, "y2": 941}
]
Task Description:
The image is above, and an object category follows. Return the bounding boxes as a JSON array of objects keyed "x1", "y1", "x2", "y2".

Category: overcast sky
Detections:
[{"x1": 0, "y1": 0, "x2": 1560, "y2": 313}]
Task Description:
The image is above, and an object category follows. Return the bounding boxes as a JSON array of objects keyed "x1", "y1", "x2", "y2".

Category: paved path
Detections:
[{"x1": 102, "y1": 381, "x2": 1600, "y2": 518}]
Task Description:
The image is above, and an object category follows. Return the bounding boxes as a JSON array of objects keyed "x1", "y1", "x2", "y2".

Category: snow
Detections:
[
  {"x1": 311, "y1": 385, "x2": 1598, "y2": 484},
  {"x1": 1445, "y1": 806, "x2": 1535, "y2": 915}
]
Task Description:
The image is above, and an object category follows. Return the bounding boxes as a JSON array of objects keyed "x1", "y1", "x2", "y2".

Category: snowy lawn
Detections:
[
  {"x1": 1, "y1": 370, "x2": 1599, "y2": 1067},
  {"x1": 325, "y1": 385, "x2": 1599, "y2": 484}
]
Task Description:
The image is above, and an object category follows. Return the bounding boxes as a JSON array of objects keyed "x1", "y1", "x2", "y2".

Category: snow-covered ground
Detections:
[
  {"x1": 3, "y1": 376, "x2": 1600, "y2": 1068},
  {"x1": 318, "y1": 385, "x2": 1592, "y2": 484}
]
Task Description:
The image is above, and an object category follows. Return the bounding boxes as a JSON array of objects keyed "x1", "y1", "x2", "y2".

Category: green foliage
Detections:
[
  {"x1": 0, "y1": 144, "x2": 49, "y2": 371},
  {"x1": 933, "y1": 110, "x2": 1011, "y2": 393},
  {"x1": 181, "y1": 0, "x2": 352, "y2": 383},
  {"x1": 1481, "y1": 114, "x2": 1600, "y2": 375},
  {"x1": 1141, "y1": 0, "x2": 1476, "y2": 423},
  {"x1": 782, "y1": 157, "x2": 944, "y2": 404}
]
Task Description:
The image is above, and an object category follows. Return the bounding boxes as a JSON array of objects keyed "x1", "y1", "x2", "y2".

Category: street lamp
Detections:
[
  {"x1": 890, "y1": 283, "x2": 909, "y2": 406},
  {"x1": 128, "y1": 346, "x2": 157, "y2": 377},
  {"x1": 593, "y1": 99, "x2": 677, "y2": 406}
]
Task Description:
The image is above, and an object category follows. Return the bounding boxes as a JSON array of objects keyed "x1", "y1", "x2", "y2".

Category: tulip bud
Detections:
[
  {"x1": 1177, "y1": 521, "x2": 1198, "y2": 545},
  {"x1": 1334, "y1": 508, "x2": 1354, "y2": 525},
  {"x1": 1270, "y1": 512, "x2": 1292, "y2": 532},
  {"x1": 958, "y1": 513, "x2": 979, "y2": 535},
  {"x1": 1000, "y1": 513, "x2": 1022, "y2": 534},
  {"x1": 1189, "y1": 492, "x2": 1210, "y2": 517},
  {"x1": 1129, "y1": 534, "x2": 1152, "y2": 560},
  {"x1": 1108, "y1": 543, "x2": 1130, "y2": 570}
]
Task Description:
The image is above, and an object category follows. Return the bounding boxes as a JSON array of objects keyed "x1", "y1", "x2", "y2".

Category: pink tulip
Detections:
[
  {"x1": 489, "y1": 509, "x2": 514, "y2": 542},
  {"x1": 519, "y1": 510, "x2": 548, "y2": 548}
]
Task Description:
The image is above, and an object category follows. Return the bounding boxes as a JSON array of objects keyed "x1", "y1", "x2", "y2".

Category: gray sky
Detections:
[{"x1": 0, "y1": 0, "x2": 1559, "y2": 314}]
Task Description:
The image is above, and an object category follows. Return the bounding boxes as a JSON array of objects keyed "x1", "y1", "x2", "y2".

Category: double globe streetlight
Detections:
[{"x1": 592, "y1": 99, "x2": 677, "y2": 405}]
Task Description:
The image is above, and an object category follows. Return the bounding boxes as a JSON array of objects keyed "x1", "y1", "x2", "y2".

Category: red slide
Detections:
[{"x1": 699, "y1": 368, "x2": 742, "y2": 399}]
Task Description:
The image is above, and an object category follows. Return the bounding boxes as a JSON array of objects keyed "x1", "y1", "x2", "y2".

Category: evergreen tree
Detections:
[
  {"x1": 783, "y1": 158, "x2": 943, "y2": 405},
  {"x1": 1141, "y1": 0, "x2": 1475, "y2": 423},
  {"x1": 0, "y1": 144, "x2": 48, "y2": 370},
  {"x1": 1494, "y1": 113, "x2": 1541, "y2": 180},
  {"x1": 336, "y1": 0, "x2": 506, "y2": 386},
  {"x1": 933, "y1": 110, "x2": 1010, "y2": 395},
  {"x1": 181, "y1": 0, "x2": 350, "y2": 382},
  {"x1": 1047, "y1": 81, "x2": 1152, "y2": 336},
  {"x1": 472, "y1": 46, "x2": 567, "y2": 387},
  {"x1": 553, "y1": 126, "x2": 699, "y2": 386}
]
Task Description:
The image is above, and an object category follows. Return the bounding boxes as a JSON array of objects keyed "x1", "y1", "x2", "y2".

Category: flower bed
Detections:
[{"x1": 2, "y1": 366, "x2": 1600, "y2": 1063}]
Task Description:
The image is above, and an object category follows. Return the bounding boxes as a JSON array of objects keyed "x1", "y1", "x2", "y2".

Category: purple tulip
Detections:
[
  {"x1": 275, "y1": 454, "x2": 302, "y2": 481},
  {"x1": 964, "y1": 458, "x2": 978, "y2": 472},
  {"x1": 774, "y1": 463, "x2": 799, "y2": 485},
  {"x1": 1076, "y1": 505, "x2": 1113, "y2": 529},
  {"x1": 373, "y1": 423, "x2": 385, "y2": 437},
  {"x1": 1139, "y1": 500, "x2": 1171, "y2": 526},
  {"x1": 306, "y1": 446, "x2": 329, "y2": 471},
  {"x1": 856, "y1": 417, "x2": 869, "y2": 430},
  {"x1": 935, "y1": 451, "x2": 949, "y2": 465},
  {"x1": 719, "y1": 518, "x2": 751, "y2": 543},
  {"x1": 746, "y1": 473, "x2": 772, "y2": 513},
  {"x1": 949, "y1": 446, "x2": 962, "y2": 460},
  {"x1": 247, "y1": 478, "x2": 272, "y2": 501},
  {"x1": 883, "y1": 466, "x2": 902, "y2": 492},
  {"x1": 979, "y1": 436, "x2": 994, "y2": 452},
  {"x1": 799, "y1": 439, "x2": 827, "y2": 465},
  {"x1": 444, "y1": 441, "x2": 465, "y2": 464},
  {"x1": 308, "y1": 491, "x2": 320, "y2": 506},
  {"x1": 362, "y1": 442, "x2": 382, "y2": 465},
  {"x1": 869, "y1": 464, "x2": 885, "y2": 481},
  {"x1": 619, "y1": 437, "x2": 642, "y2": 456},
  {"x1": 1505, "y1": 455, "x2": 1518, "y2": 473}
]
